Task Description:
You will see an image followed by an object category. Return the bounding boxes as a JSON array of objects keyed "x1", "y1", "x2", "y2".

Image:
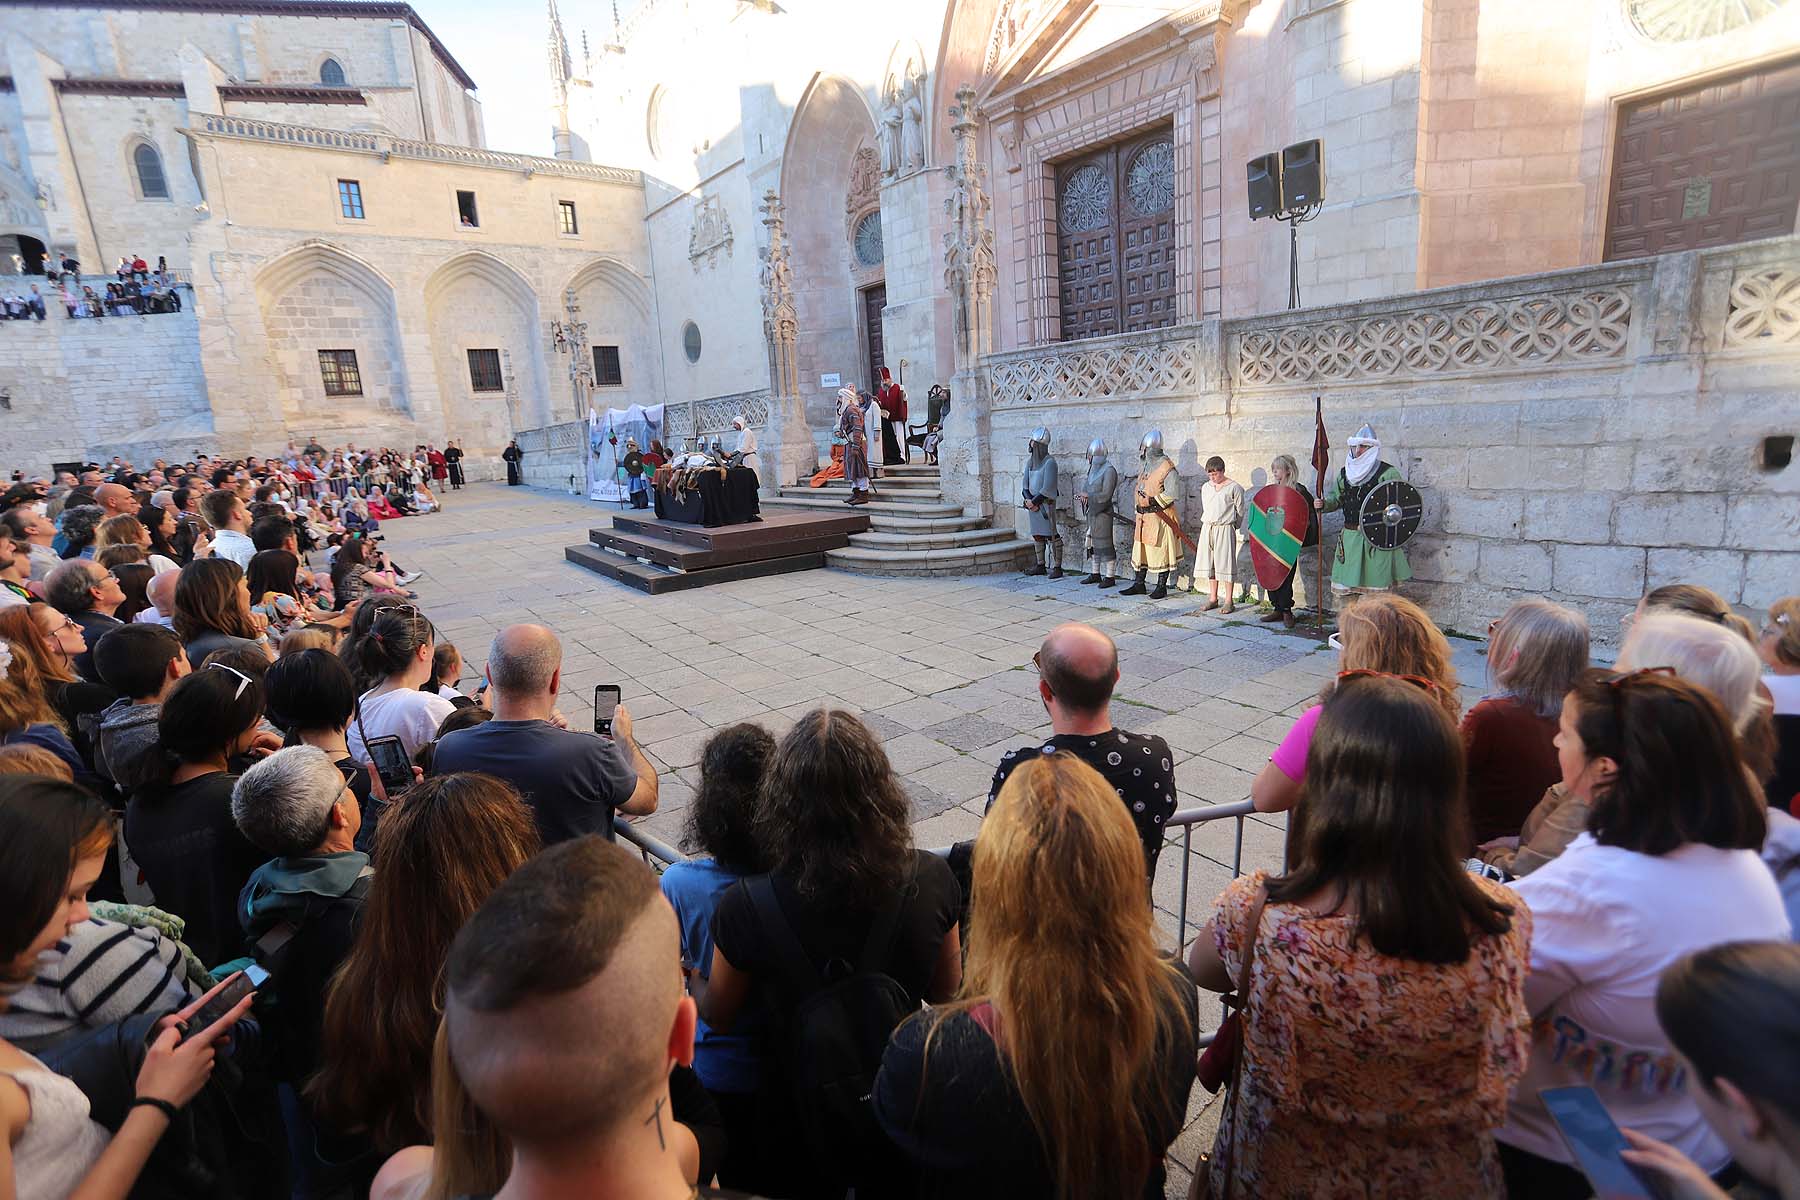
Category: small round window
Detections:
[
  {"x1": 682, "y1": 321, "x2": 702, "y2": 363},
  {"x1": 852, "y1": 210, "x2": 883, "y2": 267}
]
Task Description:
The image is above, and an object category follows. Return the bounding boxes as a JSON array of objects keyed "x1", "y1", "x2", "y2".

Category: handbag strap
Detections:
[{"x1": 1218, "y1": 885, "x2": 1269, "y2": 1200}]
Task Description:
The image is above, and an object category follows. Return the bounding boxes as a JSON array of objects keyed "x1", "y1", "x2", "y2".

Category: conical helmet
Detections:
[{"x1": 1139, "y1": 429, "x2": 1164, "y2": 459}]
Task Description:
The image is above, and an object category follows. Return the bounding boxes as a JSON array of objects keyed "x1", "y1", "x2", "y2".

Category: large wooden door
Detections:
[
  {"x1": 862, "y1": 284, "x2": 886, "y2": 389},
  {"x1": 1056, "y1": 126, "x2": 1177, "y2": 341},
  {"x1": 1605, "y1": 57, "x2": 1800, "y2": 260}
]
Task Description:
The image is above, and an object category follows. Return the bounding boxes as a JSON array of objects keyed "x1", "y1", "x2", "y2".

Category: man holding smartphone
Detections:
[{"x1": 432, "y1": 624, "x2": 657, "y2": 844}]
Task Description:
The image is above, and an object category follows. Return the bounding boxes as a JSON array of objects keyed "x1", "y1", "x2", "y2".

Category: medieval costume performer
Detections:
[
  {"x1": 1259, "y1": 454, "x2": 1318, "y2": 628},
  {"x1": 427, "y1": 445, "x2": 448, "y2": 485},
  {"x1": 502, "y1": 439, "x2": 523, "y2": 486},
  {"x1": 730, "y1": 416, "x2": 759, "y2": 473},
  {"x1": 444, "y1": 441, "x2": 465, "y2": 489},
  {"x1": 622, "y1": 439, "x2": 649, "y2": 509},
  {"x1": 1021, "y1": 426, "x2": 1062, "y2": 579},
  {"x1": 1318, "y1": 424, "x2": 1412, "y2": 592},
  {"x1": 1196, "y1": 455, "x2": 1246, "y2": 613},
  {"x1": 644, "y1": 441, "x2": 669, "y2": 469},
  {"x1": 862, "y1": 389, "x2": 883, "y2": 481},
  {"x1": 1078, "y1": 438, "x2": 1119, "y2": 588},
  {"x1": 877, "y1": 367, "x2": 909, "y2": 464},
  {"x1": 1121, "y1": 430, "x2": 1183, "y2": 599},
  {"x1": 836, "y1": 387, "x2": 872, "y2": 505}
]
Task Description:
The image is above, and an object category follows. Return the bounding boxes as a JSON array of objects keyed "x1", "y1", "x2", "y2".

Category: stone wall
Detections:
[
  {"x1": 513, "y1": 420, "x2": 586, "y2": 491},
  {"x1": 0, "y1": 305, "x2": 211, "y2": 471},
  {"x1": 974, "y1": 235, "x2": 1800, "y2": 639}
]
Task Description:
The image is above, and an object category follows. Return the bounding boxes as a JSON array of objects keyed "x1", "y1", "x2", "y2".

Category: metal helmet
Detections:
[
  {"x1": 1087, "y1": 437, "x2": 1107, "y2": 464},
  {"x1": 1139, "y1": 429, "x2": 1164, "y2": 460},
  {"x1": 1028, "y1": 426, "x2": 1050, "y2": 451}
]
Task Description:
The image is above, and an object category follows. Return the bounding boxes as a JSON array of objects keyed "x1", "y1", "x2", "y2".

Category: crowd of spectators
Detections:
[
  {"x1": 0, "y1": 440, "x2": 1797, "y2": 1199},
  {"x1": 3, "y1": 254, "x2": 186, "y2": 320}
]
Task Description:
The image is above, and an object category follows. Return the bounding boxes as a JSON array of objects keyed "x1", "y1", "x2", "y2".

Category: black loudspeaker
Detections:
[
  {"x1": 1281, "y1": 140, "x2": 1324, "y2": 209},
  {"x1": 1246, "y1": 153, "x2": 1281, "y2": 220}
]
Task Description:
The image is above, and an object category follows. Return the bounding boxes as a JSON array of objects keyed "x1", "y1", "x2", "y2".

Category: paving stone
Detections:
[{"x1": 919, "y1": 714, "x2": 1018, "y2": 753}]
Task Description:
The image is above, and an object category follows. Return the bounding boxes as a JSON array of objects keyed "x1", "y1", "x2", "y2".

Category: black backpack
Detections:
[{"x1": 748, "y1": 869, "x2": 915, "y2": 1176}]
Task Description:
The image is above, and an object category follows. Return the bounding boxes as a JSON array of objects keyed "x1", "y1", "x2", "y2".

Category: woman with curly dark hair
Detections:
[
  {"x1": 698, "y1": 707, "x2": 962, "y2": 1199},
  {"x1": 659, "y1": 723, "x2": 774, "y2": 1190}
]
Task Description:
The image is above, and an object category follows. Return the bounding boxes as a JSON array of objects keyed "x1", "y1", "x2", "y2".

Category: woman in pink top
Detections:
[{"x1": 1251, "y1": 595, "x2": 1462, "y2": 853}]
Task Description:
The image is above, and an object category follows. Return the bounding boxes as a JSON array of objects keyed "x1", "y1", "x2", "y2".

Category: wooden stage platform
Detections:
[{"x1": 564, "y1": 509, "x2": 870, "y2": 594}]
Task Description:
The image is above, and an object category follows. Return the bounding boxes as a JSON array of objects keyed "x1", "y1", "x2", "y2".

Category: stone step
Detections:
[
  {"x1": 847, "y1": 526, "x2": 1016, "y2": 551},
  {"x1": 826, "y1": 539, "x2": 1038, "y2": 577},
  {"x1": 764, "y1": 494, "x2": 964, "y2": 518},
  {"x1": 875, "y1": 464, "x2": 939, "y2": 477},
  {"x1": 815, "y1": 475, "x2": 941, "y2": 491},
  {"x1": 867, "y1": 512, "x2": 990, "y2": 534}
]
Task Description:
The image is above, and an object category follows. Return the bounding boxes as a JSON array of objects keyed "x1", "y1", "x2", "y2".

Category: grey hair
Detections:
[
  {"x1": 486, "y1": 624, "x2": 562, "y2": 695},
  {"x1": 1488, "y1": 598, "x2": 1590, "y2": 718},
  {"x1": 45, "y1": 559, "x2": 103, "y2": 614},
  {"x1": 1618, "y1": 612, "x2": 1763, "y2": 732},
  {"x1": 1270, "y1": 454, "x2": 1299, "y2": 482},
  {"x1": 231, "y1": 744, "x2": 348, "y2": 857}
]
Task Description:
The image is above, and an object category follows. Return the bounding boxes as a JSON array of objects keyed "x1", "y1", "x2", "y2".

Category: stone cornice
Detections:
[
  {"x1": 56, "y1": 78, "x2": 186, "y2": 96},
  {"x1": 218, "y1": 84, "x2": 367, "y2": 104}
]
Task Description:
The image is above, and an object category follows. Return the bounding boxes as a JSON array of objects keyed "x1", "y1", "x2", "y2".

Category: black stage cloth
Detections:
[{"x1": 654, "y1": 466, "x2": 761, "y2": 527}]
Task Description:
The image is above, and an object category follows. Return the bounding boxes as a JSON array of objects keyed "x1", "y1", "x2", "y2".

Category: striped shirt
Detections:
[{"x1": 0, "y1": 918, "x2": 194, "y2": 1046}]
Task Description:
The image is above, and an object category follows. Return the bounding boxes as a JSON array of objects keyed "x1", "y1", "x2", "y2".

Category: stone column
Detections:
[
  {"x1": 758, "y1": 189, "x2": 813, "y2": 489},
  {"x1": 941, "y1": 84, "x2": 997, "y2": 515}
]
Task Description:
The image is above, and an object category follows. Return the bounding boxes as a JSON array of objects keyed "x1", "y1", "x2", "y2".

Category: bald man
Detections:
[
  {"x1": 137, "y1": 568, "x2": 178, "y2": 627},
  {"x1": 373, "y1": 837, "x2": 719, "y2": 1200},
  {"x1": 93, "y1": 482, "x2": 136, "y2": 519},
  {"x1": 431, "y1": 623, "x2": 656, "y2": 844},
  {"x1": 987, "y1": 621, "x2": 1178, "y2": 878}
]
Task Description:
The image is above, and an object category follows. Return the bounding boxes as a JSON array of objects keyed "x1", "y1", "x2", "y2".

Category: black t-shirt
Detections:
[
  {"x1": 988, "y1": 730, "x2": 1178, "y2": 874},
  {"x1": 872, "y1": 970, "x2": 1198, "y2": 1199},
  {"x1": 711, "y1": 850, "x2": 959, "y2": 1012},
  {"x1": 123, "y1": 772, "x2": 267, "y2": 967},
  {"x1": 431, "y1": 720, "x2": 637, "y2": 846}
]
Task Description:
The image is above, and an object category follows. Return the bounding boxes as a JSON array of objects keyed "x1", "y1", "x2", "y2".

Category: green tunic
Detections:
[{"x1": 1320, "y1": 464, "x2": 1412, "y2": 589}]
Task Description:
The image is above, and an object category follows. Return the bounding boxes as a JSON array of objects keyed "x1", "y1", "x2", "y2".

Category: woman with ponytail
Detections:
[
  {"x1": 344, "y1": 604, "x2": 453, "y2": 767},
  {"x1": 873, "y1": 752, "x2": 1198, "y2": 1199}
]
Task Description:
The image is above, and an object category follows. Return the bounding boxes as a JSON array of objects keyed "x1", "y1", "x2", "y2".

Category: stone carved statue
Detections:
[
  {"x1": 900, "y1": 70, "x2": 926, "y2": 172},
  {"x1": 878, "y1": 84, "x2": 903, "y2": 177},
  {"x1": 758, "y1": 189, "x2": 799, "y2": 402},
  {"x1": 943, "y1": 84, "x2": 996, "y2": 368}
]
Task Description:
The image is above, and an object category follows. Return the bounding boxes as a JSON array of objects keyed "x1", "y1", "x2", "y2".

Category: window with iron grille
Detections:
[
  {"x1": 558, "y1": 200, "x2": 578, "y2": 235},
  {"x1": 593, "y1": 345, "x2": 622, "y2": 386},
  {"x1": 467, "y1": 348, "x2": 503, "y2": 392},
  {"x1": 338, "y1": 179, "x2": 364, "y2": 219},
  {"x1": 317, "y1": 350, "x2": 363, "y2": 397}
]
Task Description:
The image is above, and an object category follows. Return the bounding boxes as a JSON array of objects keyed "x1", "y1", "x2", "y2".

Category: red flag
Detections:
[{"x1": 1310, "y1": 395, "x2": 1330, "y2": 490}]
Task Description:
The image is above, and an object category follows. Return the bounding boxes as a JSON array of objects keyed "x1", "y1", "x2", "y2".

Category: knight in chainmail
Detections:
[
  {"x1": 1077, "y1": 438, "x2": 1119, "y2": 588},
  {"x1": 1021, "y1": 426, "x2": 1063, "y2": 579}
]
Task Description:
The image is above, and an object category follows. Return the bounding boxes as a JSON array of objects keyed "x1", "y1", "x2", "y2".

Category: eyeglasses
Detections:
[
  {"x1": 206, "y1": 661, "x2": 254, "y2": 700},
  {"x1": 1600, "y1": 665, "x2": 1677, "y2": 690},
  {"x1": 1336, "y1": 668, "x2": 1444, "y2": 696}
]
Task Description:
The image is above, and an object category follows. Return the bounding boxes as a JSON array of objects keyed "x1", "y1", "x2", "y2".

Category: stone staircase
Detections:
[{"x1": 763, "y1": 464, "x2": 1037, "y2": 576}]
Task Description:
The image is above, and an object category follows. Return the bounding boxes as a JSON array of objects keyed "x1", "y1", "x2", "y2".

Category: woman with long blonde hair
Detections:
[{"x1": 873, "y1": 752, "x2": 1198, "y2": 1199}]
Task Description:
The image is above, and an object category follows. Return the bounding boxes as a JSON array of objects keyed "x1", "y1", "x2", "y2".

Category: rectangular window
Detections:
[
  {"x1": 593, "y1": 345, "x2": 623, "y2": 386},
  {"x1": 337, "y1": 179, "x2": 364, "y2": 220},
  {"x1": 558, "y1": 200, "x2": 578, "y2": 235},
  {"x1": 456, "y1": 190, "x2": 479, "y2": 228},
  {"x1": 317, "y1": 349, "x2": 363, "y2": 397},
  {"x1": 467, "y1": 348, "x2": 503, "y2": 392}
]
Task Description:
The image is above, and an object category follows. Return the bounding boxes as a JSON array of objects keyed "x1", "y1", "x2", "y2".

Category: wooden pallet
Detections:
[{"x1": 564, "y1": 509, "x2": 869, "y2": 594}]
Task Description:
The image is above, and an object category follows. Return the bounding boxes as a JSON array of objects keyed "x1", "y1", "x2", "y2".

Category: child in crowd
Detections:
[{"x1": 923, "y1": 424, "x2": 942, "y2": 466}]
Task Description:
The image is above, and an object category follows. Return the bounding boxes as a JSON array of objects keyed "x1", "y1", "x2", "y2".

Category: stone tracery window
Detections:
[
  {"x1": 852, "y1": 210, "x2": 884, "y2": 267},
  {"x1": 1626, "y1": 0, "x2": 1789, "y2": 42}
]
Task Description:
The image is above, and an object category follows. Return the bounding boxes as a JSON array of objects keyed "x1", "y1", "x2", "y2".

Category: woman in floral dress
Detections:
[{"x1": 1188, "y1": 672, "x2": 1531, "y2": 1199}]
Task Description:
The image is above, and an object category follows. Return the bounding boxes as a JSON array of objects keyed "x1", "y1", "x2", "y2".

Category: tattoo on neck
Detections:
[{"x1": 644, "y1": 1094, "x2": 666, "y2": 1151}]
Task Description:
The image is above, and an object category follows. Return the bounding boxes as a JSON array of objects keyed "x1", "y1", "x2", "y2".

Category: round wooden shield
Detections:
[
  {"x1": 1247, "y1": 483, "x2": 1311, "y2": 590},
  {"x1": 1358, "y1": 479, "x2": 1423, "y2": 549}
]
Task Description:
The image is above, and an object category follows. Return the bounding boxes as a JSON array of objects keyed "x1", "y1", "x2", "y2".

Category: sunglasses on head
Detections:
[
  {"x1": 1336, "y1": 667, "x2": 1443, "y2": 696},
  {"x1": 206, "y1": 661, "x2": 255, "y2": 700}
]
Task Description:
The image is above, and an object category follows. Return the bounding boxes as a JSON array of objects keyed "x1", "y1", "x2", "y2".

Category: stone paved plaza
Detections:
[{"x1": 386, "y1": 482, "x2": 1497, "y2": 1195}]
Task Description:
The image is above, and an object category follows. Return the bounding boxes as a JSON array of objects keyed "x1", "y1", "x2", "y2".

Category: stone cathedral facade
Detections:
[{"x1": 0, "y1": 0, "x2": 1796, "y2": 628}]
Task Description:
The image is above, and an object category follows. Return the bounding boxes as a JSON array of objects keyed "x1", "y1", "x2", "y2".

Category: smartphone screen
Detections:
[
  {"x1": 593, "y1": 685, "x2": 621, "y2": 736},
  {"x1": 365, "y1": 734, "x2": 413, "y2": 794},
  {"x1": 1540, "y1": 1086, "x2": 1660, "y2": 1200},
  {"x1": 180, "y1": 971, "x2": 255, "y2": 1043}
]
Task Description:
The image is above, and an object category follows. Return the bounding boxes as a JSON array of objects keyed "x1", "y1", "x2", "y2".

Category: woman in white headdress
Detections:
[
  {"x1": 1316, "y1": 423, "x2": 1411, "y2": 592},
  {"x1": 730, "y1": 415, "x2": 759, "y2": 473}
]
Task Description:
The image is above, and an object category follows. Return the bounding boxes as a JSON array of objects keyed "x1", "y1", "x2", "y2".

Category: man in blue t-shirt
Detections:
[{"x1": 432, "y1": 624, "x2": 657, "y2": 844}]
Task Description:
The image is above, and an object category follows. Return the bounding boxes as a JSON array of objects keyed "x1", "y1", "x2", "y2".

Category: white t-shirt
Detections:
[
  {"x1": 348, "y1": 686, "x2": 457, "y2": 765},
  {"x1": 1499, "y1": 833, "x2": 1790, "y2": 1170},
  {"x1": 1764, "y1": 671, "x2": 1800, "y2": 716}
]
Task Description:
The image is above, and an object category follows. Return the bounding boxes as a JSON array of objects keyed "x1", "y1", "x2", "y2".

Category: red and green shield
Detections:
[{"x1": 1247, "y1": 484, "x2": 1309, "y2": 590}]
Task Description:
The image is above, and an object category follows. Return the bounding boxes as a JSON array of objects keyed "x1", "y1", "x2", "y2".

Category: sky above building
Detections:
[{"x1": 419, "y1": 0, "x2": 641, "y2": 157}]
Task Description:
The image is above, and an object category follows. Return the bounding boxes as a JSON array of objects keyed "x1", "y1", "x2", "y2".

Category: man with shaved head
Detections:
[
  {"x1": 93, "y1": 481, "x2": 136, "y2": 519},
  {"x1": 412, "y1": 837, "x2": 738, "y2": 1199},
  {"x1": 986, "y1": 621, "x2": 1179, "y2": 878},
  {"x1": 431, "y1": 623, "x2": 656, "y2": 844}
]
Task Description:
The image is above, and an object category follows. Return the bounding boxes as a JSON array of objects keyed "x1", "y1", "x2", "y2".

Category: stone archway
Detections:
[
  {"x1": 253, "y1": 242, "x2": 409, "y2": 425},
  {"x1": 779, "y1": 73, "x2": 881, "y2": 428},
  {"x1": 423, "y1": 251, "x2": 545, "y2": 444},
  {"x1": 563, "y1": 256, "x2": 662, "y2": 419}
]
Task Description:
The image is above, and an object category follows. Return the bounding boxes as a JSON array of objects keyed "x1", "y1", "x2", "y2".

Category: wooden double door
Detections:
[
  {"x1": 1056, "y1": 126, "x2": 1178, "y2": 342},
  {"x1": 862, "y1": 283, "x2": 886, "y2": 390}
]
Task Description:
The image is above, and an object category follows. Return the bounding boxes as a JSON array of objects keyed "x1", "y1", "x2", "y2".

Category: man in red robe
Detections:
[{"x1": 877, "y1": 367, "x2": 909, "y2": 464}]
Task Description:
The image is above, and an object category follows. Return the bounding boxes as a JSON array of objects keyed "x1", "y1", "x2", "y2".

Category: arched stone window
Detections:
[
  {"x1": 320, "y1": 57, "x2": 347, "y2": 86},
  {"x1": 132, "y1": 142, "x2": 169, "y2": 200}
]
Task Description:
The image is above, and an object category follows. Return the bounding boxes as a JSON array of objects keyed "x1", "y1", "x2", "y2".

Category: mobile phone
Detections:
[
  {"x1": 593, "y1": 685, "x2": 622, "y2": 735},
  {"x1": 365, "y1": 733, "x2": 413, "y2": 794},
  {"x1": 178, "y1": 966, "x2": 264, "y2": 1044},
  {"x1": 1540, "y1": 1086, "x2": 1663, "y2": 1199}
]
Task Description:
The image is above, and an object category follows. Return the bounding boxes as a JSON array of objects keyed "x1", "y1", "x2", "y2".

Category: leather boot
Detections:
[
  {"x1": 1282, "y1": 612, "x2": 1296, "y2": 629},
  {"x1": 1079, "y1": 571, "x2": 1101, "y2": 585},
  {"x1": 1119, "y1": 568, "x2": 1148, "y2": 596},
  {"x1": 1259, "y1": 610, "x2": 1285, "y2": 623},
  {"x1": 1047, "y1": 539, "x2": 1064, "y2": 580},
  {"x1": 1098, "y1": 575, "x2": 1116, "y2": 589},
  {"x1": 1149, "y1": 573, "x2": 1168, "y2": 600},
  {"x1": 1025, "y1": 543, "x2": 1046, "y2": 576}
]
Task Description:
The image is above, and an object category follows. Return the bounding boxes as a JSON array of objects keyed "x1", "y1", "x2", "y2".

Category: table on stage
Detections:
[{"x1": 652, "y1": 464, "x2": 761, "y2": 527}]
